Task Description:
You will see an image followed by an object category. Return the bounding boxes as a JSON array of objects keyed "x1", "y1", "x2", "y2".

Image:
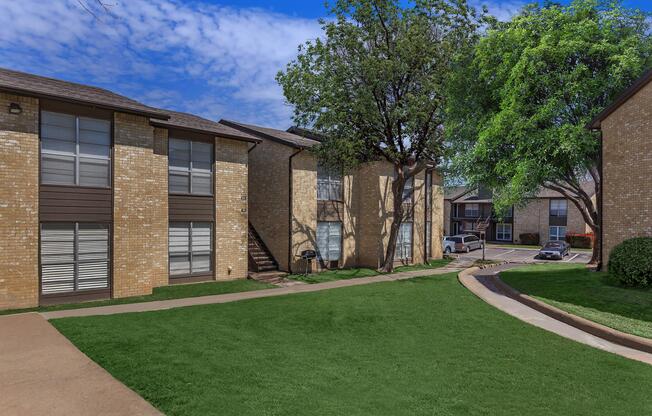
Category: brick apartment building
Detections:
[
  {"x1": 444, "y1": 185, "x2": 594, "y2": 245},
  {"x1": 221, "y1": 121, "x2": 445, "y2": 273},
  {"x1": 0, "y1": 68, "x2": 259, "y2": 309},
  {"x1": 589, "y1": 68, "x2": 652, "y2": 266}
]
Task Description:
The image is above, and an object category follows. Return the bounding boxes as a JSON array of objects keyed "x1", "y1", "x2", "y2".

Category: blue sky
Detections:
[{"x1": 0, "y1": 0, "x2": 650, "y2": 128}]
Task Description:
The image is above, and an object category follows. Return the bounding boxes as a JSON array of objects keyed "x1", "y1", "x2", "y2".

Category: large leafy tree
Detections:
[
  {"x1": 446, "y1": 0, "x2": 652, "y2": 265},
  {"x1": 277, "y1": 0, "x2": 482, "y2": 272}
]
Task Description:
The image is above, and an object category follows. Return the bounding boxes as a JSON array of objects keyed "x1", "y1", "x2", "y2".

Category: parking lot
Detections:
[{"x1": 455, "y1": 245, "x2": 591, "y2": 264}]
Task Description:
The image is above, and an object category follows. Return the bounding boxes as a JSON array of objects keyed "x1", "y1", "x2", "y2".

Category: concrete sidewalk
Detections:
[
  {"x1": 459, "y1": 265, "x2": 652, "y2": 366},
  {"x1": 43, "y1": 264, "x2": 466, "y2": 320},
  {"x1": 0, "y1": 313, "x2": 161, "y2": 416}
]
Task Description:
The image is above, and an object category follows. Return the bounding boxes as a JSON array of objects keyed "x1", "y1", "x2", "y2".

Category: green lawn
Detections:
[
  {"x1": 0, "y1": 279, "x2": 274, "y2": 316},
  {"x1": 53, "y1": 272, "x2": 652, "y2": 416},
  {"x1": 287, "y1": 258, "x2": 453, "y2": 284},
  {"x1": 501, "y1": 264, "x2": 652, "y2": 339}
]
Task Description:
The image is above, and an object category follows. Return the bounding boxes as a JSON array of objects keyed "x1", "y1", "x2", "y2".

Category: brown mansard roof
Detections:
[
  {"x1": 0, "y1": 67, "x2": 260, "y2": 143},
  {"x1": 0, "y1": 67, "x2": 169, "y2": 119},
  {"x1": 588, "y1": 67, "x2": 652, "y2": 129},
  {"x1": 150, "y1": 111, "x2": 260, "y2": 143},
  {"x1": 220, "y1": 119, "x2": 320, "y2": 149}
]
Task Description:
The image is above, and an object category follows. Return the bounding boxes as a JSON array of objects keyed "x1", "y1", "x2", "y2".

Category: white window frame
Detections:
[
  {"x1": 40, "y1": 222, "x2": 110, "y2": 295},
  {"x1": 169, "y1": 222, "x2": 213, "y2": 277},
  {"x1": 395, "y1": 222, "x2": 413, "y2": 260},
  {"x1": 549, "y1": 226, "x2": 567, "y2": 241},
  {"x1": 465, "y1": 203, "x2": 480, "y2": 217},
  {"x1": 496, "y1": 223, "x2": 512, "y2": 241},
  {"x1": 316, "y1": 221, "x2": 342, "y2": 262},
  {"x1": 168, "y1": 138, "x2": 214, "y2": 196},
  {"x1": 317, "y1": 164, "x2": 343, "y2": 201},
  {"x1": 40, "y1": 111, "x2": 111, "y2": 188},
  {"x1": 550, "y1": 199, "x2": 568, "y2": 217}
]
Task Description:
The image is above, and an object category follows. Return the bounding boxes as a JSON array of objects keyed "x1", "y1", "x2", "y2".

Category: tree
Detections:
[
  {"x1": 277, "y1": 0, "x2": 482, "y2": 272},
  {"x1": 445, "y1": 0, "x2": 652, "y2": 265}
]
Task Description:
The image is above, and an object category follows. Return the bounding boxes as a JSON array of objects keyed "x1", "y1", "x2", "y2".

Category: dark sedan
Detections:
[{"x1": 538, "y1": 241, "x2": 571, "y2": 260}]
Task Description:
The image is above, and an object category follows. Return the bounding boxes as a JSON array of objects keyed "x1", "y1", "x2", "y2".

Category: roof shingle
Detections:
[
  {"x1": 220, "y1": 120, "x2": 320, "y2": 148},
  {"x1": 0, "y1": 67, "x2": 169, "y2": 119},
  {"x1": 151, "y1": 111, "x2": 260, "y2": 143}
]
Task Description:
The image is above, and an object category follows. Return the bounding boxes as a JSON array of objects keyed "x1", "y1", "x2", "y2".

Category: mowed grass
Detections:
[
  {"x1": 52, "y1": 272, "x2": 652, "y2": 416},
  {"x1": 501, "y1": 264, "x2": 652, "y2": 339},
  {"x1": 0, "y1": 279, "x2": 274, "y2": 316},
  {"x1": 287, "y1": 258, "x2": 453, "y2": 284}
]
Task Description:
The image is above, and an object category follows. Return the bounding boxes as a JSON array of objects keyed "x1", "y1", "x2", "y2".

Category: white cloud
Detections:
[
  {"x1": 0, "y1": 0, "x2": 323, "y2": 128},
  {"x1": 471, "y1": 0, "x2": 526, "y2": 21}
]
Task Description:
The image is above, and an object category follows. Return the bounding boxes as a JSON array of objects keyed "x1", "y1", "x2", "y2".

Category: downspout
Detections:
[
  {"x1": 288, "y1": 147, "x2": 304, "y2": 273},
  {"x1": 247, "y1": 142, "x2": 258, "y2": 153},
  {"x1": 424, "y1": 169, "x2": 431, "y2": 264},
  {"x1": 598, "y1": 129, "x2": 604, "y2": 270}
]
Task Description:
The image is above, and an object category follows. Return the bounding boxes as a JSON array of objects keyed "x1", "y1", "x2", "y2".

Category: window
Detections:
[
  {"x1": 395, "y1": 222, "x2": 413, "y2": 259},
  {"x1": 316, "y1": 221, "x2": 342, "y2": 261},
  {"x1": 40, "y1": 223, "x2": 109, "y2": 295},
  {"x1": 496, "y1": 223, "x2": 512, "y2": 241},
  {"x1": 402, "y1": 177, "x2": 414, "y2": 202},
  {"x1": 169, "y1": 138, "x2": 213, "y2": 195},
  {"x1": 550, "y1": 199, "x2": 568, "y2": 217},
  {"x1": 549, "y1": 226, "x2": 567, "y2": 241},
  {"x1": 41, "y1": 111, "x2": 111, "y2": 187},
  {"x1": 317, "y1": 164, "x2": 343, "y2": 201},
  {"x1": 169, "y1": 222, "x2": 213, "y2": 277},
  {"x1": 425, "y1": 221, "x2": 432, "y2": 259},
  {"x1": 464, "y1": 203, "x2": 480, "y2": 217}
]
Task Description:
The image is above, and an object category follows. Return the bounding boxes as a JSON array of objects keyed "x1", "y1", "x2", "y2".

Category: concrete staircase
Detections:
[{"x1": 248, "y1": 223, "x2": 281, "y2": 274}]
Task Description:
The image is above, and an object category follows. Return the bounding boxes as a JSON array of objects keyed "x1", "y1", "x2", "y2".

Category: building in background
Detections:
[
  {"x1": 222, "y1": 120, "x2": 445, "y2": 274},
  {"x1": 444, "y1": 184, "x2": 594, "y2": 245}
]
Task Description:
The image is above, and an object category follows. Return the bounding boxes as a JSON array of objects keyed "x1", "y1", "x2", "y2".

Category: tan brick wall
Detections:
[
  {"x1": 412, "y1": 170, "x2": 426, "y2": 262},
  {"x1": 0, "y1": 93, "x2": 39, "y2": 309},
  {"x1": 601, "y1": 81, "x2": 652, "y2": 266},
  {"x1": 443, "y1": 200, "x2": 452, "y2": 236},
  {"x1": 214, "y1": 137, "x2": 249, "y2": 280},
  {"x1": 566, "y1": 201, "x2": 590, "y2": 235},
  {"x1": 290, "y1": 151, "x2": 317, "y2": 272},
  {"x1": 248, "y1": 140, "x2": 293, "y2": 271},
  {"x1": 341, "y1": 172, "x2": 358, "y2": 268},
  {"x1": 430, "y1": 172, "x2": 444, "y2": 259},
  {"x1": 113, "y1": 114, "x2": 168, "y2": 298},
  {"x1": 513, "y1": 199, "x2": 549, "y2": 243}
]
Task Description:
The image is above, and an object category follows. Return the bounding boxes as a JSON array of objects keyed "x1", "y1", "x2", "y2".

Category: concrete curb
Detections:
[{"x1": 491, "y1": 275, "x2": 652, "y2": 355}]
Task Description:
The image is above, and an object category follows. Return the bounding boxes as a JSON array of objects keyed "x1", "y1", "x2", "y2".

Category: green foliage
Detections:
[
  {"x1": 609, "y1": 237, "x2": 652, "y2": 287},
  {"x1": 277, "y1": 0, "x2": 483, "y2": 172},
  {"x1": 446, "y1": 0, "x2": 652, "y2": 212},
  {"x1": 565, "y1": 234, "x2": 593, "y2": 249}
]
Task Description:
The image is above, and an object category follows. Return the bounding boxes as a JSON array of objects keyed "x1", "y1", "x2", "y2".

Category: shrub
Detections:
[
  {"x1": 519, "y1": 233, "x2": 540, "y2": 246},
  {"x1": 566, "y1": 233, "x2": 593, "y2": 249},
  {"x1": 609, "y1": 237, "x2": 652, "y2": 288}
]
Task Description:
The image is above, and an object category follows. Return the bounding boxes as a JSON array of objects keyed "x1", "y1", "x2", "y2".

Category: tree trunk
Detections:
[
  {"x1": 379, "y1": 169, "x2": 406, "y2": 273},
  {"x1": 589, "y1": 223, "x2": 601, "y2": 267}
]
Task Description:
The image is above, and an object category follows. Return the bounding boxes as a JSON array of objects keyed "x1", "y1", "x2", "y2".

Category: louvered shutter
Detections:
[
  {"x1": 40, "y1": 224, "x2": 75, "y2": 294},
  {"x1": 77, "y1": 224, "x2": 109, "y2": 290},
  {"x1": 169, "y1": 223, "x2": 190, "y2": 275},
  {"x1": 316, "y1": 222, "x2": 329, "y2": 260},
  {"x1": 191, "y1": 222, "x2": 212, "y2": 273},
  {"x1": 328, "y1": 222, "x2": 342, "y2": 261}
]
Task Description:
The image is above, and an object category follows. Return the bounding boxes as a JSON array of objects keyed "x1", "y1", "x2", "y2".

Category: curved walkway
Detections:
[{"x1": 459, "y1": 264, "x2": 652, "y2": 366}]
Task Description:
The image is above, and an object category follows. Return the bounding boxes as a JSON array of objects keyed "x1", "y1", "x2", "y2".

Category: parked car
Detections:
[
  {"x1": 450, "y1": 234, "x2": 483, "y2": 253},
  {"x1": 538, "y1": 241, "x2": 571, "y2": 260},
  {"x1": 443, "y1": 236, "x2": 456, "y2": 254}
]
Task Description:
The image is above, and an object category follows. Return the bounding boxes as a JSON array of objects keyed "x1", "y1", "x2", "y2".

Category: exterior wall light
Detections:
[{"x1": 8, "y1": 103, "x2": 22, "y2": 115}]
